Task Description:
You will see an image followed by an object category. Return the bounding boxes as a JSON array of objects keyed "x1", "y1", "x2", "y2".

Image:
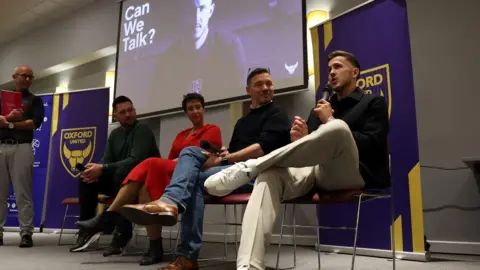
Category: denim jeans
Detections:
[{"x1": 162, "y1": 146, "x2": 253, "y2": 259}]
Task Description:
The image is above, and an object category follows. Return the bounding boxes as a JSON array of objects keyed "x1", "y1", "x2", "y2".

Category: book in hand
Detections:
[{"x1": 1, "y1": 90, "x2": 22, "y2": 116}]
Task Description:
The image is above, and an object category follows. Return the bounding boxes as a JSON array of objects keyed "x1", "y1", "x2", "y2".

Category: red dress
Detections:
[{"x1": 121, "y1": 124, "x2": 222, "y2": 200}]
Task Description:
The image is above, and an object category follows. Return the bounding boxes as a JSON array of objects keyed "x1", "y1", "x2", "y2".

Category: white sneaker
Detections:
[{"x1": 204, "y1": 159, "x2": 258, "y2": 197}]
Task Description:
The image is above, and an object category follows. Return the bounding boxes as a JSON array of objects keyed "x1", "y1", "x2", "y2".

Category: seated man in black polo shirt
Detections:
[
  {"x1": 0, "y1": 65, "x2": 44, "y2": 248},
  {"x1": 116, "y1": 68, "x2": 291, "y2": 270},
  {"x1": 204, "y1": 50, "x2": 391, "y2": 270}
]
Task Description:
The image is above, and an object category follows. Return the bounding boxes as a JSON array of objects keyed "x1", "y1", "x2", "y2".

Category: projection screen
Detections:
[{"x1": 115, "y1": 0, "x2": 307, "y2": 117}]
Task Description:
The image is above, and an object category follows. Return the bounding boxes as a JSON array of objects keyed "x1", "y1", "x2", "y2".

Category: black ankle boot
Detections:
[
  {"x1": 140, "y1": 238, "x2": 164, "y2": 266},
  {"x1": 75, "y1": 211, "x2": 118, "y2": 234}
]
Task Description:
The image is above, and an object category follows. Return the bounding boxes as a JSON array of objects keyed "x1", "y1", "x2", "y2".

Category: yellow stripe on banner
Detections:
[
  {"x1": 323, "y1": 21, "x2": 333, "y2": 49},
  {"x1": 390, "y1": 215, "x2": 404, "y2": 252},
  {"x1": 62, "y1": 93, "x2": 69, "y2": 110},
  {"x1": 409, "y1": 162, "x2": 425, "y2": 252},
  {"x1": 51, "y1": 94, "x2": 60, "y2": 136},
  {"x1": 310, "y1": 27, "x2": 320, "y2": 91}
]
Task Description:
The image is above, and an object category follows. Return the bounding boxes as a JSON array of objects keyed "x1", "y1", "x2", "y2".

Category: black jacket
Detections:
[{"x1": 307, "y1": 88, "x2": 390, "y2": 189}]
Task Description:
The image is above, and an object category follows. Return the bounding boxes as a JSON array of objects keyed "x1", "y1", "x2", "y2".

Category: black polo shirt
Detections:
[
  {"x1": 229, "y1": 102, "x2": 291, "y2": 155},
  {"x1": 0, "y1": 89, "x2": 45, "y2": 143},
  {"x1": 306, "y1": 88, "x2": 390, "y2": 189}
]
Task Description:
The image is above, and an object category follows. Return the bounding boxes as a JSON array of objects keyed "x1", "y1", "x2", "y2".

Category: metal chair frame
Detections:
[
  {"x1": 276, "y1": 189, "x2": 396, "y2": 270},
  {"x1": 169, "y1": 202, "x2": 246, "y2": 262}
]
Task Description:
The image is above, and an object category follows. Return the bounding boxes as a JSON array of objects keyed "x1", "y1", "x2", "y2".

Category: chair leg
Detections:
[
  {"x1": 58, "y1": 205, "x2": 69, "y2": 246},
  {"x1": 315, "y1": 205, "x2": 321, "y2": 270},
  {"x1": 293, "y1": 204, "x2": 297, "y2": 268},
  {"x1": 390, "y1": 192, "x2": 396, "y2": 270},
  {"x1": 174, "y1": 221, "x2": 181, "y2": 256},
  {"x1": 351, "y1": 194, "x2": 363, "y2": 270},
  {"x1": 275, "y1": 204, "x2": 288, "y2": 270},
  {"x1": 223, "y1": 204, "x2": 228, "y2": 261},
  {"x1": 234, "y1": 204, "x2": 238, "y2": 253},
  {"x1": 169, "y1": 226, "x2": 174, "y2": 252}
]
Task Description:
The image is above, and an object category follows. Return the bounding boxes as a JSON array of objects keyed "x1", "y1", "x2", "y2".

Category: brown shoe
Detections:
[
  {"x1": 160, "y1": 256, "x2": 198, "y2": 270},
  {"x1": 118, "y1": 200, "x2": 178, "y2": 226}
]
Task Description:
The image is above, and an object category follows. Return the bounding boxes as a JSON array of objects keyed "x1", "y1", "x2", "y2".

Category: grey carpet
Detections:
[{"x1": 0, "y1": 233, "x2": 479, "y2": 270}]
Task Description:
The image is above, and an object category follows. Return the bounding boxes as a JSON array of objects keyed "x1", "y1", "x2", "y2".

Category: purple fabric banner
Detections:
[
  {"x1": 42, "y1": 88, "x2": 109, "y2": 229},
  {"x1": 312, "y1": 0, "x2": 425, "y2": 254}
]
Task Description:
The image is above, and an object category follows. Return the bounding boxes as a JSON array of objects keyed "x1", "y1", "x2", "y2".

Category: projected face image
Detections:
[
  {"x1": 247, "y1": 72, "x2": 275, "y2": 107},
  {"x1": 193, "y1": 0, "x2": 215, "y2": 40},
  {"x1": 116, "y1": 0, "x2": 305, "y2": 116}
]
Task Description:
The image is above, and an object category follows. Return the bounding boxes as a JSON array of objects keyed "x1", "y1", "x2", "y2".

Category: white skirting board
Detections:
[
  {"x1": 145, "y1": 227, "x2": 430, "y2": 262},
  {"x1": 429, "y1": 240, "x2": 480, "y2": 256}
]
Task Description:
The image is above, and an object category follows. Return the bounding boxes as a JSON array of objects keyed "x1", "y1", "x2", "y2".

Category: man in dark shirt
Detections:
[
  {"x1": 117, "y1": 68, "x2": 290, "y2": 270},
  {"x1": 70, "y1": 96, "x2": 160, "y2": 255},
  {"x1": 0, "y1": 65, "x2": 44, "y2": 248},
  {"x1": 204, "y1": 50, "x2": 390, "y2": 270}
]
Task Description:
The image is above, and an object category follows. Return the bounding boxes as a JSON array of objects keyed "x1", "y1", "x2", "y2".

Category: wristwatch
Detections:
[
  {"x1": 221, "y1": 158, "x2": 229, "y2": 166},
  {"x1": 8, "y1": 123, "x2": 14, "y2": 129}
]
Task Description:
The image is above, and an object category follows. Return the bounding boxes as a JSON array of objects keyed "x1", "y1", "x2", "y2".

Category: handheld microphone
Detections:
[
  {"x1": 200, "y1": 140, "x2": 222, "y2": 153},
  {"x1": 75, "y1": 163, "x2": 87, "y2": 171},
  {"x1": 321, "y1": 83, "x2": 333, "y2": 101}
]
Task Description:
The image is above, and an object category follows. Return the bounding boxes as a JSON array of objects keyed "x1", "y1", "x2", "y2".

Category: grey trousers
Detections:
[
  {"x1": 237, "y1": 120, "x2": 365, "y2": 270},
  {"x1": 0, "y1": 143, "x2": 34, "y2": 238}
]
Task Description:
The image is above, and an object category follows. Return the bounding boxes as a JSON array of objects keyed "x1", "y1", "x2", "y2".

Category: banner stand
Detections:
[
  {"x1": 310, "y1": 0, "x2": 427, "y2": 261},
  {"x1": 39, "y1": 87, "x2": 110, "y2": 231}
]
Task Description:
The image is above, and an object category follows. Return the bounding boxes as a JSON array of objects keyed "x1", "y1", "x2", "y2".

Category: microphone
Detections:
[
  {"x1": 200, "y1": 140, "x2": 222, "y2": 153},
  {"x1": 321, "y1": 83, "x2": 333, "y2": 101},
  {"x1": 75, "y1": 163, "x2": 86, "y2": 171}
]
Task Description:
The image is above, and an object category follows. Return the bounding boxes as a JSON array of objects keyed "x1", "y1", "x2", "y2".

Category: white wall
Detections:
[
  {"x1": 0, "y1": 0, "x2": 118, "y2": 85},
  {"x1": 407, "y1": 0, "x2": 480, "y2": 254}
]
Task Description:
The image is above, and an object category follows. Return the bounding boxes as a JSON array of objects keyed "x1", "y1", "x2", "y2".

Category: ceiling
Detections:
[{"x1": 0, "y1": 0, "x2": 97, "y2": 46}]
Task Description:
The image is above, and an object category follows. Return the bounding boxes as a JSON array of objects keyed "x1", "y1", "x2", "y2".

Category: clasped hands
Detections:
[
  {"x1": 290, "y1": 99, "x2": 334, "y2": 142},
  {"x1": 80, "y1": 163, "x2": 104, "y2": 183},
  {"x1": 0, "y1": 109, "x2": 24, "y2": 126}
]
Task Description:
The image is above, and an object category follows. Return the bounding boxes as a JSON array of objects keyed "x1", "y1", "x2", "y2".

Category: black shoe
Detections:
[
  {"x1": 0, "y1": 237, "x2": 3, "y2": 246},
  {"x1": 69, "y1": 231, "x2": 101, "y2": 252},
  {"x1": 140, "y1": 238, "x2": 164, "y2": 266},
  {"x1": 75, "y1": 212, "x2": 118, "y2": 234},
  {"x1": 19, "y1": 235, "x2": 33, "y2": 248},
  {"x1": 103, "y1": 233, "x2": 132, "y2": 257}
]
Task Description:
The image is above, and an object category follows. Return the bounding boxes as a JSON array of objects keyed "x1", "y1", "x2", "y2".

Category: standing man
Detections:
[
  {"x1": 71, "y1": 96, "x2": 161, "y2": 256},
  {"x1": 117, "y1": 68, "x2": 291, "y2": 270},
  {"x1": 205, "y1": 51, "x2": 391, "y2": 270},
  {"x1": 0, "y1": 65, "x2": 44, "y2": 248}
]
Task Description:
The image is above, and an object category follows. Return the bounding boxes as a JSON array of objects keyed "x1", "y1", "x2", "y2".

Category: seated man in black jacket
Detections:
[
  {"x1": 204, "y1": 50, "x2": 390, "y2": 270},
  {"x1": 71, "y1": 96, "x2": 160, "y2": 256}
]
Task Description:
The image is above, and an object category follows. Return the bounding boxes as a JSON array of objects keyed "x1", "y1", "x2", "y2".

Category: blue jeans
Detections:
[{"x1": 162, "y1": 146, "x2": 253, "y2": 259}]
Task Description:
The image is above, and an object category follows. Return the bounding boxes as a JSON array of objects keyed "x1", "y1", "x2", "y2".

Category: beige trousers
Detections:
[{"x1": 237, "y1": 119, "x2": 365, "y2": 270}]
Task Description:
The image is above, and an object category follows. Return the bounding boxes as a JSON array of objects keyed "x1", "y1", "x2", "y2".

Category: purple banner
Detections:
[
  {"x1": 313, "y1": 0, "x2": 424, "y2": 254},
  {"x1": 42, "y1": 88, "x2": 109, "y2": 229}
]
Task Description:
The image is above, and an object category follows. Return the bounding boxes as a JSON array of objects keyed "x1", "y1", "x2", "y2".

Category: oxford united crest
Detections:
[
  {"x1": 357, "y1": 64, "x2": 392, "y2": 119},
  {"x1": 60, "y1": 127, "x2": 96, "y2": 178}
]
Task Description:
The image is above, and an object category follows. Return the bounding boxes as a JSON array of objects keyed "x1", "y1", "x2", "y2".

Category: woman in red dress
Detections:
[{"x1": 75, "y1": 93, "x2": 221, "y2": 265}]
